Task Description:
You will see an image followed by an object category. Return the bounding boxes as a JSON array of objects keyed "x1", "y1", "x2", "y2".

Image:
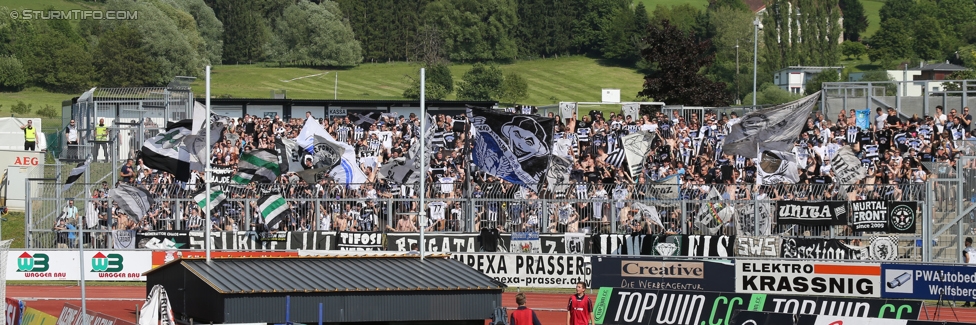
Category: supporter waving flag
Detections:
[
  {"x1": 757, "y1": 149, "x2": 800, "y2": 184},
  {"x1": 256, "y1": 191, "x2": 289, "y2": 230},
  {"x1": 62, "y1": 155, "x2": 92, "y2": 193},
  {"x1": 722, "y1": 92, "x2": 820, "y2": 157},
  {"x1": 184, "y1": 101, "x2": 229, "y2": 172},
  {"x1": 468, "y1": 106, "x2": 555, "y2": 191},
  {"x1": 108, "y1": 183, "x2": 155, "y2": 222},
  {"x1": 232, "y1": 149, "x2": 282, "y2": 184},
  {"x1": 193, "y1": 185, "x2": 226, "y2": 212},
  {"x1": 296, "y1": 112, "x2": 367, "y2": 188},
  {"x1": 140, "y1": 119, "x2": 193, "y2": 182}
]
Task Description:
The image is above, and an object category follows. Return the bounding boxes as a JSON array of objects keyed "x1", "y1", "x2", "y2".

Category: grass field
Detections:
[
  {"x1": 193, "y1": 56, "x2": 646, "y2": 106},
  {"x1": 862, "y1": 0, "x2": 883, "y2": 38},
  {"x1": 2, "y1": 212, "x2": 26, "y2": 249}
]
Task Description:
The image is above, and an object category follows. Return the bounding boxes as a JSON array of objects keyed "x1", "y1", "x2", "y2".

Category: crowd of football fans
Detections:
[{"x1": 52, "y1": 104, "x2": 974, "y2": 248}]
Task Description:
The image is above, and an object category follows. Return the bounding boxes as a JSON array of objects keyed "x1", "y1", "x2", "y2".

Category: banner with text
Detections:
[
  {"x1": 775, "y1": 201, "x2": 848, "y2": 226},
  {"x1": 734, "y1": 236, "x2": 782, "y2": 258},
  {"x1": 590, "y1": 255, "x2": 735, "y2": 292},
  {"x1": 7, "y1": 250, "x2": 151, "y2": 281},
  {"x1": 735, "y1": 259, "x2": 882, "y2": 297},
  {"x1": 452, "y1": 253, "x2": 591, "y2": 288},
  {"x1": 850, "y1": 201, "x2": 918, "y2": 234},
  {"x1": 881, "y1": 263, "x2": 976, "y2": 302},
  {"x1": 591, "y1": 288, "x2": 921, "y2": 325},
  {"x1": 186, "y1": 231, "x2": 337, "y2": 250},
  {"x1": 57, "y1": 303, "x2": 136, "y2": 325},
  {"x1": 781, "y1": 236, "x2": 901, "y2": 261}
]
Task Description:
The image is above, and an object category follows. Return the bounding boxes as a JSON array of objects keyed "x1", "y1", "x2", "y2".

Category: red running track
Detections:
[{"x1": 7, "y1": 287, "x2": 976, "y2": 324}]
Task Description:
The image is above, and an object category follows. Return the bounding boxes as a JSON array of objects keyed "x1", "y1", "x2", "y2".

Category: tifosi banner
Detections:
[
  {"x1": 881, "y1": 263, "x2": 976, "y2": 301},
  {"x1": 590, "y1": 255, "x2": 735, "y2": 292},
  {"x1": 452, "y1": 253, "x2": 590, "y2": 288},
  {"x1": 736, "y1": 260, "x2": 882, "y2": 297},
  {"x1": 850, "y1": 201, "x2": 889, "y2": 232},
  {"x1": 775, "y1": 201, "x2": 848, "y2": 226},
  {"x1": 335, "y1": 232, "x2": 383, "y2": 250},
  {"x1": 188, "y1": 231, "x2": 336, "y2": 250},
  {"x1": 591, "y1": 288, "x2": 921, "y2": 325},
  {"x1": 781, "y1": 237, "x2": 900, "y2": 261},
  {"x1": 734, "y1": 236, "x2": 781, "y2": 257}
]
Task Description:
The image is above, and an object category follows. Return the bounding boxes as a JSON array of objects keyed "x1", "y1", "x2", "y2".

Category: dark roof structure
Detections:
[
  {"x1": 145, "y1": 255, "x2": 505, "y2": 324},
  {"x1": 920, "y1": 62, "x2": 968, "y2": 72}
]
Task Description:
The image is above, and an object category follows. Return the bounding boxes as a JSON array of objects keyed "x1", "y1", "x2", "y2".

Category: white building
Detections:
[
  {"x1": 848, "y1": 61, "x2": 968, "y2": 96},
  {"x1": 772, "y1": 66, "x2": 843, "y2": 94}
]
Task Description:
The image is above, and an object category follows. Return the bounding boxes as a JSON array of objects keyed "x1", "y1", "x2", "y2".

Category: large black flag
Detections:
[{"x1": 467, "y1": 107, "x2": 554, "y2": 191}]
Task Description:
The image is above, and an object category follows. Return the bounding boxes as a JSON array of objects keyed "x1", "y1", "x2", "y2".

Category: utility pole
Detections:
[{"x1": 735, "y1": 40, "x2": 740, "y2": 105}]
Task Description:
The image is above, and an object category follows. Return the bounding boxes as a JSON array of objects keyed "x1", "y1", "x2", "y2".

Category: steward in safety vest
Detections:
[
  {"x1": 95, "y1": 118, "x2": 108, "y2": 141},
  {"x1": 20, "y1": 119, "x2": 36, "y2": 151}
]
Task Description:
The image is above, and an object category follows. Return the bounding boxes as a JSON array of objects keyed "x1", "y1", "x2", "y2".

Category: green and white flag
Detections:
[
  {"x1": 193, "y1": 185, "x2": 227, "y2": 211},
  {"x1": 257, "y1": 192, "x2": 289, "y2": 230},
  {"x1": 232, "y1": 149, "x2": 282, "y2": 184}
]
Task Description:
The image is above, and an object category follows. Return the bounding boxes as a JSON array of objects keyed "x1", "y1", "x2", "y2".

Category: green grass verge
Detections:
[
  {"x1": 863, "y1": 0, "x2": 883, "y2": 38},
  {"x1": 194, "y1": 56, "x2": 646, "y2": 106},
  {"x1": 2, "y1": 212, "x2": 26, "y2": 249}
]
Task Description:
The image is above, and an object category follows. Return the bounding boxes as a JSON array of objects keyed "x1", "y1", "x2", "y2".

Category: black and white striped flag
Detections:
[
  {"x1": 604, "y1": 147, "x2": 626, "y2": 168},
  {"x1": 232, "y1": 149, "x2": 282, "y2": 184},
  {"x1": 108, "y1": 183, "x2": 155, "y2": 222},
  {"x1": 62, "y1": 156, "x2": 92, "y2": 193}
]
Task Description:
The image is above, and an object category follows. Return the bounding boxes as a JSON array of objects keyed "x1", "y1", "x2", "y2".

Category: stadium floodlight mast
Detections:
[
  {"x1": 752, "y1": 17, "x2": 762, "y2": 107},
  {"x1": 419, "y1": 68, "x2": 426, "y2": 261}
]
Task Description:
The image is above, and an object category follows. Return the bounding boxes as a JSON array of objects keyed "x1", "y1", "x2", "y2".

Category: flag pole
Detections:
[
  {"x1": 80, "y1": 156, "x2": 88, "y2": 316},
  {"x1": 419, "y1": 68, "x2": 426, "y2": 261},
  {"x1": 205, "y1": 65, "x2": 212, "y2": 264}
]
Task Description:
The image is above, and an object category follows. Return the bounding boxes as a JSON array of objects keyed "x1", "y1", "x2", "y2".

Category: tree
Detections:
[
  {"x1": 10, "y1": 101, "x2": 31, "y2": 116},
  {"x1": 499, "y1": 72, "x2": 529, "y2": 104},
  {"x1": 879, "y1": 0, "x2": 915, "y2": 21},
  {"x1": 169, "y1": 0, "x2": 224, "y2": 65},
  {"x1": 761, "y1": 0, "x2": 842, "y2": 78},
  {"x1": 839, "y1": 0, "x2": 868, "y2": 41},
  {"x1": 840, "y1": 41, "x2": 866, "y2": 60},
  {"x1": 959, "y1": 45, "x2": 976, "y2": 70},
  {"x1": 601, "y1": 6, "x2": 640, "y2": 64},
  {"x1": 14, "y1": 18, "x2": 94, "y2": 92},
  {"x1": 707, "y1": 0, "x2": 749, "y2": 12},
  {"x1": 457, "y1": 63, "x2": 504, "y2": 100},
  {"x1": 860, "y1": 70, "x2": 897, "y2": 95},
  {"x1": 705, "y1": 6, "x2": 755, "y2": 101},
  {"x1": 402, "y1": 63, "x2": 454, "y2": 100},
  {"x1": 634, "y1": 3, "x2": 650, "y2": 35},
  {"x1": 267, "y1": 0, "x2": 363, "y2": 67},
  {"x1": 94, "y1": 24, "x2": 158, "y2": 87},
  {"x1": 744, "y1": 83, "x2": 803, "y2": 106},
  {"x1": 804, "y1": 69, "x2": 839, "y2": 95},
  {"x1": 426, "y1": 0, "x2": 519, "y2": 62},
  {"x1": 868, "y1": 18, "x2": 912, "y2": 68},
  {"x1": 103, "y1": 0, "x2": 206, "y2": 84},
  {"x1": 0, "y1": 55, "x2": 27, "y2": 91},
  {"x1": 571, "y1": 0, "x2": 629, "y2": 56},
  {"x1": 637, "y1": 20, "x2": 730, "y2": 106},
  {"x1": 411, "y1": 24, "x2": 447, "y2": 66},
  {"x1": 651, "y1": 4, "x2": 704, "y2": 34},
  {"x1": 207, "y1": 0, "x2": 270, "y2": 63}
]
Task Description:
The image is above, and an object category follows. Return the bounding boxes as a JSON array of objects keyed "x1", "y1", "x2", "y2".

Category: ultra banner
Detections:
[
  {"x1": 590, "y1": 255, "x2": 735, "y2": 292},
  {"x1": 881, "y1": 263, "x2": 976, "y2": 302},
  {"x1": 187, "y1": 231, "x2": 337, "y2": 250},
  {"x1": 781, "y1": 236, "x2": 900, "y2": 261},
  {"x1": 850, "y1": 201, "x2": 918, "y2": 233},
  {"x1": 452, "y1": 253, "x2": 590, "y2": 288},
  {"x1": 735, "y1": 259, "x2": 882, "y2": 298},
  {"x1": 386, "y1": 233, "x2": 587, "y2": 254},
  {"x1": 592, "y1": 288, "x2": 922, "y2": 325},
  {"x1": 775, "y1": 200, "x2": 848, "y2": 226},
  {"x1": 590, "y1": 235, "x2": 735, "y2": 257}
]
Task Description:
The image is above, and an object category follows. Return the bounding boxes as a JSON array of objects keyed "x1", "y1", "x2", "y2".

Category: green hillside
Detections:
[
  {"x1": 0, "y1": 56, "x2": 646, "y2": 117},
  {"x1": 191, "y1": 56, "x2": 646, "y2": 105}
]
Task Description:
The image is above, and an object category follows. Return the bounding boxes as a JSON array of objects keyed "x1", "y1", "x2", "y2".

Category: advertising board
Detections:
[
  {"x1": 590, "y1": 256, "x2": 735, "y2": 292},
  {"x1": 592, "y1": 288, "x2": 922, "y2": 325},
  {"x1": 735, "y1": 260, "x2": 882, "y2": 297},
  {"x1": 451, "y1": 253, "x2": 590, "y2": 288},
  {"x1": 6, "y1": 251, "x2": 151, "y2": 281},
  {"x1": 881, "y1": 263, "x2": 976, "y2": 301}
]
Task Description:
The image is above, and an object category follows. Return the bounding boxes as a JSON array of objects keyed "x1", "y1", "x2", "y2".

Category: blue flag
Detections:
[{"x1": 856, "y1": 108, "x2": 871, "y2": 130}]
